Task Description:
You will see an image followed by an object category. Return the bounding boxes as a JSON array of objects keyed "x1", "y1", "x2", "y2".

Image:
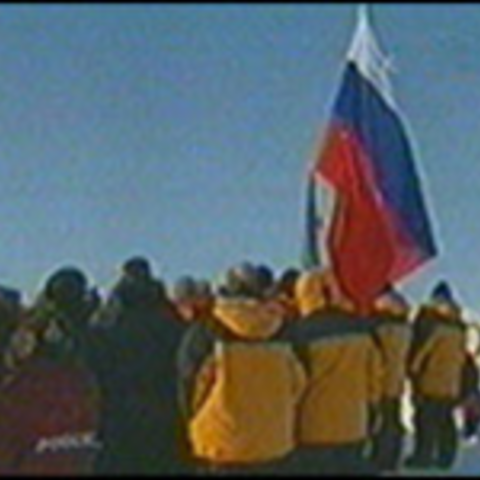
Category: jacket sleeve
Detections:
[
  {"x1": 176, "y1": 323, "x2": 215, "y2": 420},
  {"x1": 191, "y1": 355, "x2": 217, "y2": 415}
]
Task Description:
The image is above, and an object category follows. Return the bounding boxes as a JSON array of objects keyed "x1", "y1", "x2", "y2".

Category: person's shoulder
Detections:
[{"x1": 179, "y1": 320, "x2": 215, "y2": 348}]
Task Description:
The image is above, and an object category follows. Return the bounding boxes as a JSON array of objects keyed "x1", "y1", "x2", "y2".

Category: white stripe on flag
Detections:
[{"x1": 346, "y1": 5, "x2": 396, "y2": 110}]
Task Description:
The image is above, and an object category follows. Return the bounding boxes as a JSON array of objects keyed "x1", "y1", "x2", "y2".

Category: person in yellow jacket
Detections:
[
  {"x1": 289, "y1": 269, "x2": 384, "y2": 475},
  {"x1": 405, "y1": 281, "x2": 468, "y2": 470},
  {"x1": 368, "y1": 286, "x2": 412, "y2": 473},
  {"x1": 177, "y1": 263, "x2": 306, "y2": 475}
]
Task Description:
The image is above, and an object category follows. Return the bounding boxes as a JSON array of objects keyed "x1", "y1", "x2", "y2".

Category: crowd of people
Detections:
[{"x1": 0, "y1": 256, "x2": 478, "y2": 476}]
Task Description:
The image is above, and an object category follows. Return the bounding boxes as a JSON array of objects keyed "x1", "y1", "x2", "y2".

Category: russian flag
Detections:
[{"x1": 315, "y1": 9, "x2": 438, "y2": 310}]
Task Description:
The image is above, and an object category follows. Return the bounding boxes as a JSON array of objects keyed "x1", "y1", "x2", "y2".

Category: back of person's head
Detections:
[
  {"x1": 173, "y1": 276, "x2": 214, "y2": 321},
  {"x1": 431, "y1": 280, "x2": 455, "y2": 304},
  {"x1": 375, "y1": 285, "x2": 410, "y2": 317},
  {"x1": 0, "y1": 286, "x2": 22, "y2": 311},
  {"x1": 0, "y1": 286, "x2": 23, "y2": 359},
  {"x1": 196, "y1": 279, "x2": 213, "y2": 300},
  {"x1": 429, "y1": 280, "x2": 461, "y2": 317},
  {"x1": 44, "y1": 267, "x2": 88, "y2": 308},
  {"x1": 122, "y1": 256, "x2": 152, "y2": 281},
  {"x1": 222, "y1": 262, "x2": 265, "y2": 300},
  {"x1": 256, "y1": 264, "x2": 275, "y2": 295},
  {"x1": 192, "y1": 279, "x2": 214, "y2": 319},
  {"x1": 35, "y1": 267, "x2": 101, "y2": 340},
  {"x1": 275, "y1": 268, "x2": 301, "y2": 298},
  {"x1": 173, "y1": 276, "x2": 198, "y2": 303},
  {"x1": 113, "y1": 256, "x2": 166, "y2": 311},
  {"x1": 295, "y1": 269, "x2": 331, "y2": 316}
]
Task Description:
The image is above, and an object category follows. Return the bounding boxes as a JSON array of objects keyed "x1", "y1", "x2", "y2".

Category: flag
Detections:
[
  {"x1": 302, "y1": 173, "x2": 322, "y2": 269},
  {"x1": 314, "y1": 8, "x2": 437, "y2": 310}
]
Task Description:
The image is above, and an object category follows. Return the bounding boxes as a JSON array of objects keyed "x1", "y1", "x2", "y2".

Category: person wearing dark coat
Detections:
[{"x1": 89, "y1": 256, "x2": 185, "y2": 475}]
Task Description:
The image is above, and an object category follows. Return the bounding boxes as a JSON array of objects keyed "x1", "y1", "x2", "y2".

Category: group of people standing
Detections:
[{"x1": 0, "y1": 257, "x2": 477, "y2": 476}]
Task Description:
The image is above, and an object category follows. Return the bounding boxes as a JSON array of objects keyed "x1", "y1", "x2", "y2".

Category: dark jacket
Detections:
[{"x1": 88, "y1": 276, "x2": 184, "y2": 475}]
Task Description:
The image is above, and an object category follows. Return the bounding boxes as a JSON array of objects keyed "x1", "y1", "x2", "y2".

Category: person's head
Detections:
[
  {"x1": 0, "y1": 287, "x2": 23, "y2": 355},
  {"x1": 275, "y1": 268, "x2": 301, "y2": 298},
  {"x1": 256, "y1": 264, "x2": 275, "y2": 296},
  {"x1": 195, "y1": 279, "x2": 214, "y2": 313},
  {"x1": 295, "y1": 269, "x2": 330, "y2": 316},
  {"x1": 34, "y1": 266, "x2": 98, "y2": 345},
  {"x1": 429, "y1": 280, "x2": 461, "y2": 317},
  {"x1": 172, "y1": 276, "x2": 199, "y2": 321},
  {"x1": 44, "y1": 267, "x2": 89, "y2": 308},
  {"x1": 0, "y1": 287, "x2": 22, "y2": 313},
  {"x1": 375, "y1": 285, "x2": 410, "y2": 317},
  {"x1": 122, "y1": 256, "x2": 152, "y2": 281},
  {"x1": 173, "y1": 277, "x2": 214, "y2": 321},
  {"x1": 221, "y1": 262, "x2": 265, "y2": 300},
  {"x1": 431, "y1": 280, "x2": 455, "y2": 303}
]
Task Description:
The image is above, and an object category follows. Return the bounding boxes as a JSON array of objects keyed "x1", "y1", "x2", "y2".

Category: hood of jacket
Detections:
[
  {"x1": 213, "y1": 297, "x2": 284, "y2": 340},
  {"x1": 422, "y1": 301, "x2": 462, "y2": 322}
]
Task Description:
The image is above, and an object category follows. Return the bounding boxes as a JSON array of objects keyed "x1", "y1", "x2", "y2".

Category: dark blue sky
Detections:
[{"x1": 0, "y1": 4, "x2": 479, "y2": 313}]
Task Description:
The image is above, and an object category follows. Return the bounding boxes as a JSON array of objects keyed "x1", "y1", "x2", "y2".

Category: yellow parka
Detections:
[
  {"x1": 187, "y1": 297, "x2": 306, "y2": 465},
  {"x1": 408, "y1": 305, "x2": 467, "y2": 401},
  {"x1": 293, "y1": 271, "x2": 384, "y2": 446}
]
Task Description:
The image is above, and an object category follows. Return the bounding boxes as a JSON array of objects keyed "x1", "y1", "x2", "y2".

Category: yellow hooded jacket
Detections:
[
  {"x1": 185, "y1": 297, "x2": 306, "y2": 465},
  {"x1": 292, "y1": 308, "x2": 383, "y2": 446},
  {"x1": 408, "y1": 305, "x2": 467, "y2": 401},
  {"x1": 291, "y1": 270, "x2": 384, "y2": 446}
]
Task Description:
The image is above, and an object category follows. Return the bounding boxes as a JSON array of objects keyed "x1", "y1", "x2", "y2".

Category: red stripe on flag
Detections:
[{"x1": 316, "y1": 124, "x2": 397, "y2": 311}]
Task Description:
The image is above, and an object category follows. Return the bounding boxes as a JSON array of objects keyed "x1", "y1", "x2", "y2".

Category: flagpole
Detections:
[{"x1": 358, "y1": 3, "x2": 372, "y2": 25}]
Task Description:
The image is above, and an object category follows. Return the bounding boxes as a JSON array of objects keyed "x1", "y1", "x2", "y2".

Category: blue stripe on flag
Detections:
[{"x1": 332, "y1": 63, "x2": 437, "y2": 259}]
